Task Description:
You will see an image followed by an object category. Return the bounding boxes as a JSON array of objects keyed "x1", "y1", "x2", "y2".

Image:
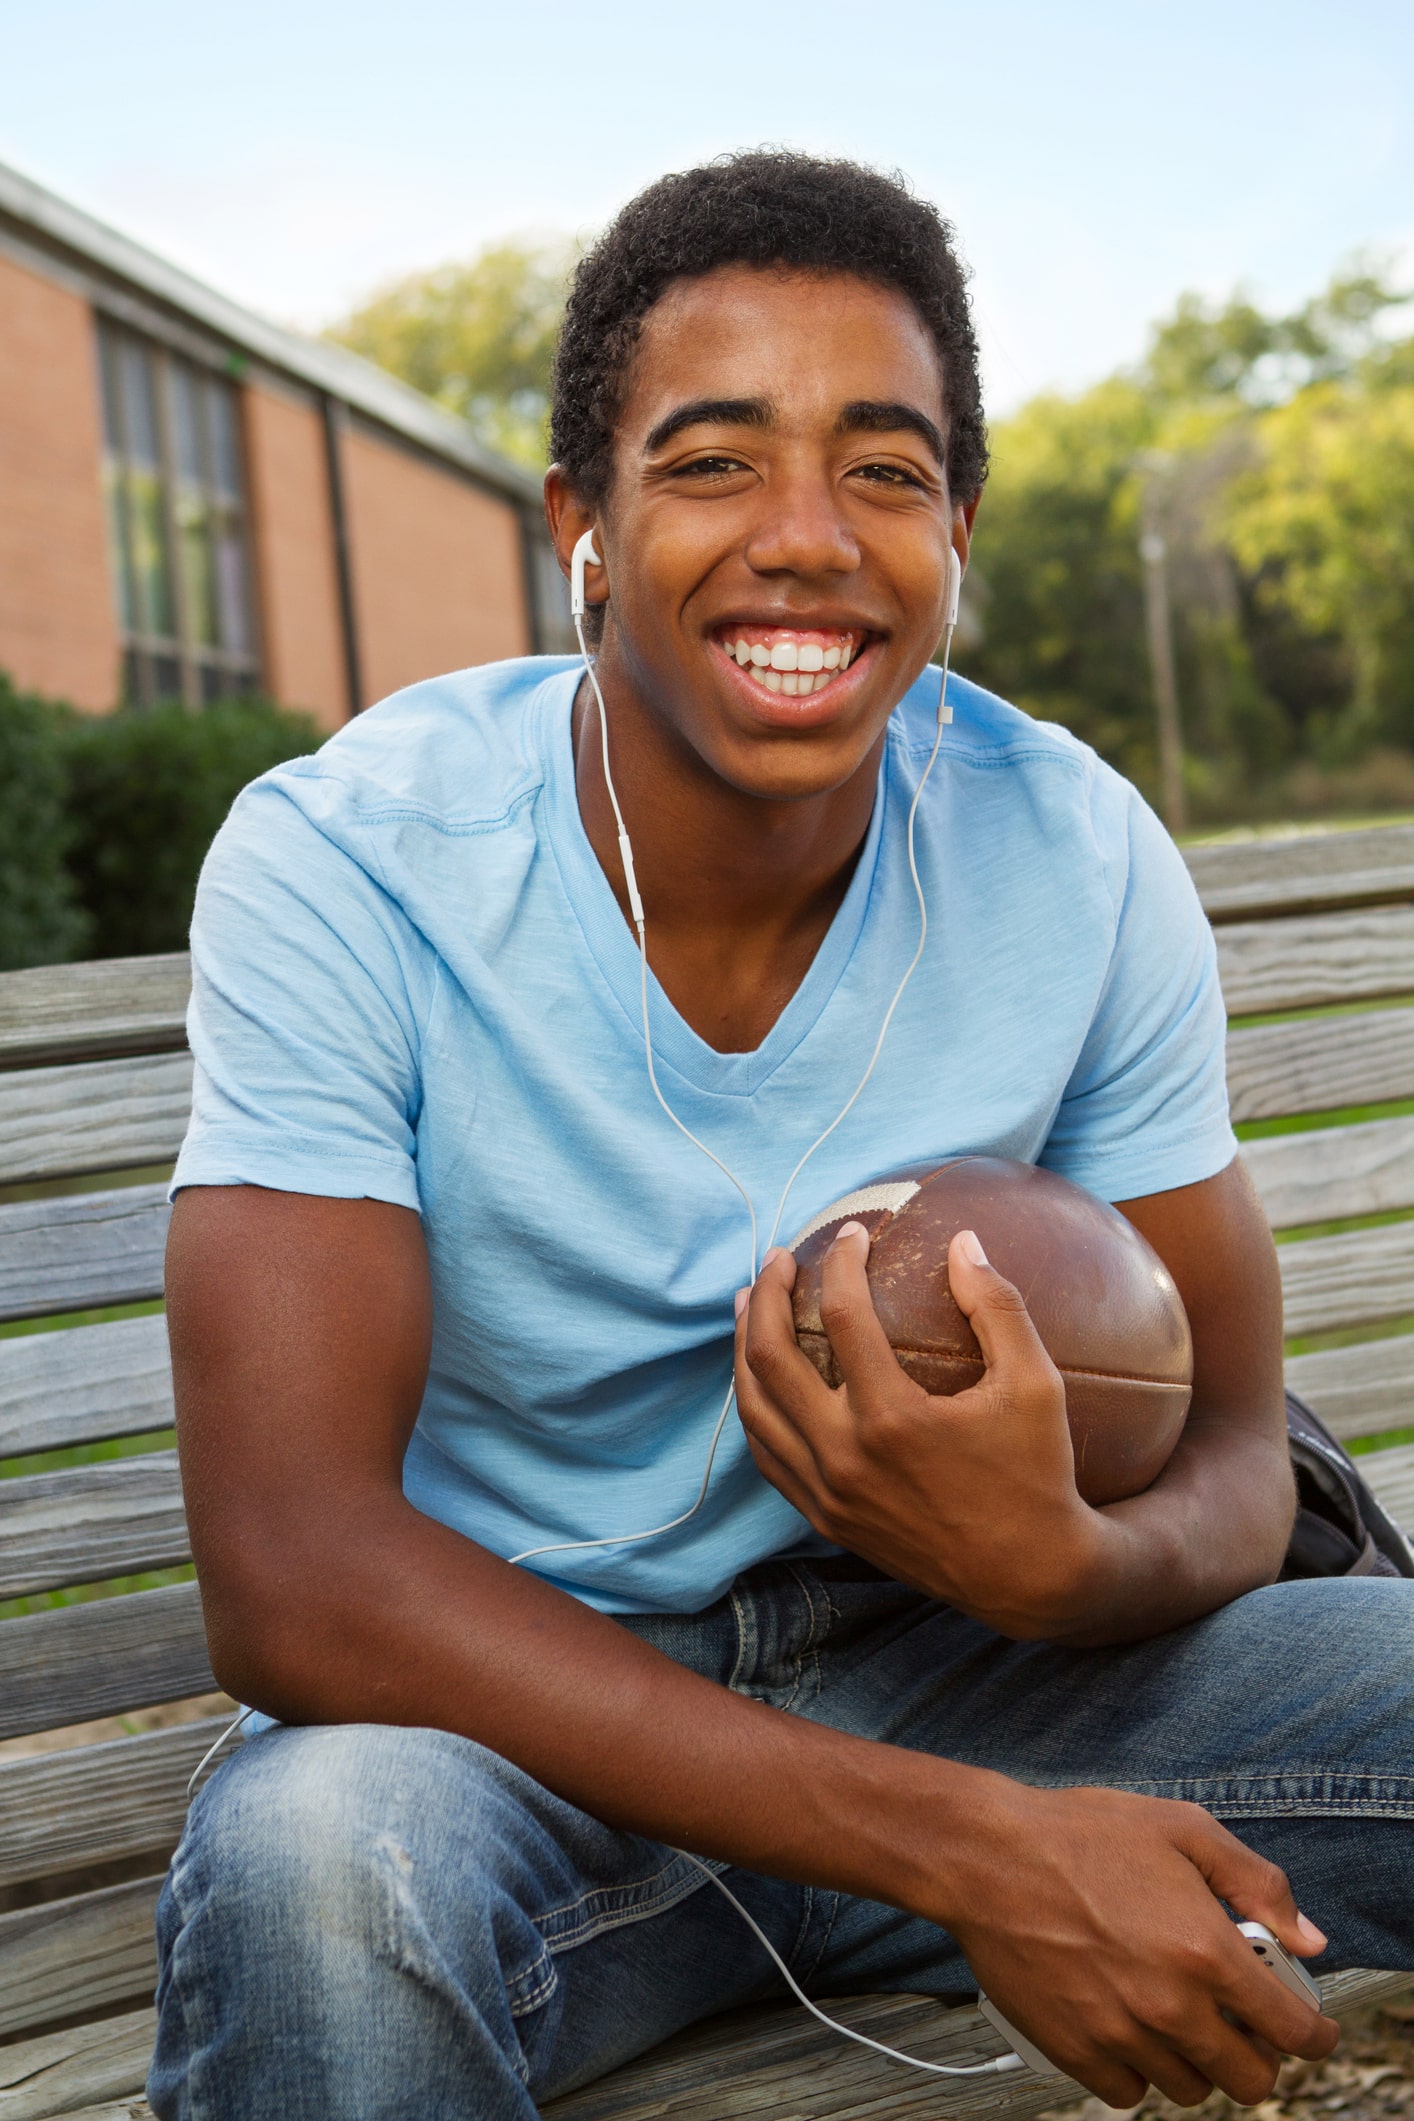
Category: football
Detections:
[{"x1": 789, "y1": 1156, "x2": 1193, "y2": 1505}]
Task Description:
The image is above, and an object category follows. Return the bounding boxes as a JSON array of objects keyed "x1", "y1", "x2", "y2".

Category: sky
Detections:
[{"x1": 1, "y1": 0, "x2": 1411, "y2": 415}]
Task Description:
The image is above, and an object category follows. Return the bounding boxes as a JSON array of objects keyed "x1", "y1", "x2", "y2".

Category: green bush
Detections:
[
  {"x1": 62, "y1": 697, "x2": 319, "y2": 959},
  {"x1": 0, "y1": 674, "x2": 90, "y2": 971}
]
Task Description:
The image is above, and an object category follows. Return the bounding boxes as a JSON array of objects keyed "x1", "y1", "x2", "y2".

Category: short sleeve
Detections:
[
  {"x1": 170, "y1": 776, "x2": 430, "y2": 1209},
  {"x1": 1041, "y1": 780, "x2": 1237, "y2": 1203}
]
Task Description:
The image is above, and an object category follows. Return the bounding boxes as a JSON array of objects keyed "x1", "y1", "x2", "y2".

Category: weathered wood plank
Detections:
[
  {"x1": 0, "y1": 1877, "x2": 162, "y2": 2039},
  {"x1": 0, "y1": 955, "x2": 189, "y2": 1074},
  {"x1": 1361, "y1": 1440, "x2": 1414, "y2": 1532},
  {"x1": 38, "y1": 2105, "x2": 153, "y2": 2121},
  {"x1": 1185, "y1": 824, "x2": 1414, "y2": 923},
  {"x1": 1287, "y1": 1333, "x2": 1414, "y2": 1442},
  {"x1": 0, "y1": 1584, "x2": 212, "y2": 1742},
  {"x1": 1228, "y1": 1006, "x2": 1414, "y2": 1124},
  {"x1": 0, "y1": 2005, "x2": 154, "y2": 2120},
  {"x1": 1216, "y1": 905, "x2": 1414, "y2": 1018},
  {"x1": 0, "y1": 1056, "x2": 191, "y2": 1190},
  {"x1": 1244, "y1": 1117, "x2": 1414, "y2": 1230},
  {"x1": 0, "y1": 1316, "x2": 172, "y2": 1462},
  {"x1": 0, "y1": 1453, "x2": 187, "y2": 1602},
  {"x1": 0, "y1": 1186, "x2": 168, "y2": 1327},
  {"x1": 1279, "y1": 1220, "x2": 1414, "y2": 1340},
  {"x1": 36, "y1": 2105, "x2": 152, "y2": 2121},
  {"x1": 0, "y1": 1720, "x2": 227, "y2": 1891},
  {"x1": 538, "y1": 1971, "x2": 1411, "y2": 2121}
]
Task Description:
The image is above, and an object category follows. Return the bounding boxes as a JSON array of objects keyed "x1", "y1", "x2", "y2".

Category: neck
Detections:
[{"x1": 572, "y1": 646, "x2": 885, "y2": 1054}]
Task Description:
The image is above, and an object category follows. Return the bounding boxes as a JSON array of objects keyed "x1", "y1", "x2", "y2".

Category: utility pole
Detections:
[{"x1": 1136, "y1": 456, "x2": 1187, "y2": 836}]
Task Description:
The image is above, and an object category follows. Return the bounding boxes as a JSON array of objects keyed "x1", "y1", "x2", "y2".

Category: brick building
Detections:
[{"x1": 0, "y1": 159, "x2": 573, "y2": 731}]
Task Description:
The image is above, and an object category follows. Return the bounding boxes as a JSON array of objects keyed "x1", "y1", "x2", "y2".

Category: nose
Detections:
[{"x1": 741, "y1": 465, "x2": 861, "y2": 582}]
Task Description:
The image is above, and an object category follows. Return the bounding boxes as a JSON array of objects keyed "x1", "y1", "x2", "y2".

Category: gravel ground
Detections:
[{"x1": 1038, "y1": 1997, "x2": 1414, "y2": 2121}]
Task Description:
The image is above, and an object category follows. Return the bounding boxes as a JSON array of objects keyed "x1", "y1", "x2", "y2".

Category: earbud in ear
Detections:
[
  {"x1": 570, "y1": 529, "x2": 603, "y2": 622},
  {"x1": 945, "y1": 547, "x2": 962, "y2": 632}
]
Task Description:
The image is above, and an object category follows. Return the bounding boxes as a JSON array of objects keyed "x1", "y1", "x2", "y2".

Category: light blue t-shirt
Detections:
[{"x1": 174, "y1": 656, "x2": 1236, "y2": 1615}]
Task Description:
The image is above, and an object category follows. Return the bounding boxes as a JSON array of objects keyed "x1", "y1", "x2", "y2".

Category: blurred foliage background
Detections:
[
  {"x1": 326, "y1": 238, "x2": 578, "y2": 470},
  {"x1": 5, "y1": 243, "x2": 1412, "y2": 973},
  {"x1": 0, "y1": 677, "x2": 315, "y2": 971}
]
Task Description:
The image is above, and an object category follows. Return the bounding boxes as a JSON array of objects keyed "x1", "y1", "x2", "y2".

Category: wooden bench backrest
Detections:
[{"x1": 3, "y1": 822, "x2": 1414, "y2": 2077}]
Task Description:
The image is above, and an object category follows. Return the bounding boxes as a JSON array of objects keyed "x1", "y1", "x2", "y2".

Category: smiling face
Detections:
[{"x1": 548, "y1": 264, "x2": 973, "y2": 806}]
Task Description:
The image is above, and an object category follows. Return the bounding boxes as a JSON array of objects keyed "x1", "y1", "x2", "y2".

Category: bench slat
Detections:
[
  {"x1": 0, "y1": 1877, "x2": 161, "y2": 2040},
  {"x1": 0, "y1": 1056, "x2": 192, "y2": 1190},
  {"x1": 0, "y1": 955, "x2": 189, "y2": 1074},
  {"x1": 1185, "y1": 824, "x2": 1414, "y2": 922},
  {"x1": 0, "y1": 1719, "x2": 227, "y2": 1891},
  {"x1": 539, "y1": 1969, "x2": 1410, "y2": 2121},
  {"x1": 0, "y1": 1186, "x2": 169, "y2": 1326},
  {"x1": 1286, "y1": 1333, "x2": 1414, "y2": 1441},
  {"x1": 0, "y1": 1583, "x2": 212, "y2": 1742},
  {"x1": 0, "y1": 2005, "x2": 155, "y2": 2121},
  {"x1": 1216, "y1": 905, "x2": 1414, "y2": 1018},
  {"x1": 0, "y1": 1453, "x2": 187, "y2": 1602},
  {"x1": 1228, "y1": 1006, "x2": 1414, "y2": 1124},
  {"x1": 0, "y1": 1316, "x2": 172, "y2": 1462},
  {"x1": 1360, "y1": 1440, "x2": 1414, "y2": 1528},
  {"x1": 1279, "y1": 1221, "x2": 1414, "y2": 1340},
  {"x1": 1244, "y1": 1116, "x2": 1414, "y2": 1230},
  {"x1": 9, "y1": 1969, "x2": 1403, "y2": 2121}
]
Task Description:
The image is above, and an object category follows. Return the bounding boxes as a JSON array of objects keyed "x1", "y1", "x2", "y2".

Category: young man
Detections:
[{"x1": 152, "y1": 153, "x2": 1414, "y2": 2120}]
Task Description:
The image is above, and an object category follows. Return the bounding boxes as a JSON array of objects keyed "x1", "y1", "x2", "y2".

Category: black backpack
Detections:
[{"x1": 1282, "y1": 1390, "x2": 1414, "y2": 1580}]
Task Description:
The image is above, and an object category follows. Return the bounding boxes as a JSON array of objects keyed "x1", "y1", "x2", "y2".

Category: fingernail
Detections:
[
  {"x1": 958, "y1": 1228, "x2": 988, "y2": 1267},
  {"x1": 762, "y1": 1246, "x2": 791, "y2": 1268},
  {"x1": 829, "y1": 1220, "x2": 868, "y2": 1248},
  {"x1": 1297, "y1": 1913, "x2": 1328, "y2": 1951},
  {"x1": 734, "y1": 1288, "x2": 749, "y2": 1321}
]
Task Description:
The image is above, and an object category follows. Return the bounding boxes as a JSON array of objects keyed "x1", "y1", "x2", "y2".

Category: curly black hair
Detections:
[{"x1": 550, "y1": 149, "x2": 989, "y2": 512}]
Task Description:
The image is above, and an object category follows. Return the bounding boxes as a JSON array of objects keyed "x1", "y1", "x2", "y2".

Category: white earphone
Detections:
[{"x1": 570, "y1": 527, "x2": 601, "y2": 623}]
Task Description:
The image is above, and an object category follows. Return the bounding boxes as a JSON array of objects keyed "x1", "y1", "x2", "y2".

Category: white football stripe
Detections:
[{"x1": 789, "y1": 1180, "x2": 921, "y2": 1251}]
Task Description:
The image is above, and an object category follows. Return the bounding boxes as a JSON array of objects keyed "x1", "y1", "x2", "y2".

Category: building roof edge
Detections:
[{"x1": 0, "y1": 156, "x2": 545, "y2": 510}]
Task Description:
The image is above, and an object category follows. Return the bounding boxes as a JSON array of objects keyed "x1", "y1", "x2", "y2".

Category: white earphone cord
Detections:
[
  {"x1": 510, "y1": 601, "x2": 954, "y2": 1573},
  {"x1": 680, "y1": 1852, "x2": 1021, "y2": 2076}
]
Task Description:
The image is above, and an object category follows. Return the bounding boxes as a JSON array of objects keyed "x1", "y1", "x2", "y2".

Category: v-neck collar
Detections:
[{"x1": 539, "y1": 668, "x2": 889, "y2": 1100}]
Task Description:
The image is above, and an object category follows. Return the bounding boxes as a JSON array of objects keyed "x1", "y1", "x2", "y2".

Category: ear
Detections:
[{"x1": 544, "y1": 466, "x2": 607, "y2": 605}]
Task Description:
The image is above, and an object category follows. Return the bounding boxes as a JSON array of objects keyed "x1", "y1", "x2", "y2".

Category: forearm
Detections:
[
  {"x1": 203, "y1": 1495, "x2": 1003, "y2": 1923},
  {"x1": 1046, "y1": 1415, "x2": 1295, "y2": 1648}
]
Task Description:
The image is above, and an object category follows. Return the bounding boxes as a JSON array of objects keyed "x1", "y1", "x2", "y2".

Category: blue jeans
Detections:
[{"x1": 149, "y1": 1563, "x2": 1414, "y2": 2119}]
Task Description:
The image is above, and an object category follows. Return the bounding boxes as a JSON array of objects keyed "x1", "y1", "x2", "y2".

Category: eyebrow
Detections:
[
  {"x1": 641, "y1": 394, "x2": 945, "y2": 464},
  {"x1": 643, "y1": 398, "x2": 773, "y2": 453},
  {"x1": 836, "y1": 400, "x2": 945, "y2": 463}
]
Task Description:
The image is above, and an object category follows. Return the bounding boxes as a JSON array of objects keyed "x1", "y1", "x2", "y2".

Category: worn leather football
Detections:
[{"x1": 790, "y1": 1156, "x2": 1193, "y2": 1505}]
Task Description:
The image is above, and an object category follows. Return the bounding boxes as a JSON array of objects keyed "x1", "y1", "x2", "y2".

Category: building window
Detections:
[{"x1": 97, "y1": 319, "x2": 259, "y2": 707}]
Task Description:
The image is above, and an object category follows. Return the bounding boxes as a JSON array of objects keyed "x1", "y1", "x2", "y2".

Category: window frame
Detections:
[{"x1": 97, "y1": 318, "x2": 262, "y2": 709}]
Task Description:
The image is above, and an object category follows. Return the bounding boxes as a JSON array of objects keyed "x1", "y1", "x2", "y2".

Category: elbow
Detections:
[{"x1": 193, "y1": 1530, "x2": 356, "y2": 1721}]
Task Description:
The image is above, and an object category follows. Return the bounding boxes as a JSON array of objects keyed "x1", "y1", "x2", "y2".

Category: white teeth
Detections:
[
  {"x1": 840, "y1": 644, "x2": 853, "y2": 669},
  {"x1": 781, "y1": 671, "x2": 800, "y2": 695},
  {"x1": 797, "y1": 643, "x2": 824, "y2": 672},
  {"x1": 769, "y1": 641, "x2": 798, "y2": 671},
  {"x1": 750, "y1": 643, "x2": 771, "y2": 668},
  {"x1": 762, "y1": 668, "x2": 784, "y2": 693},
  {"x1": 822, "y1": 645, "x2": 841, "y2": 669},
  {"x1": 734, "y1": 640, "x2": 751, "y2": 665}
]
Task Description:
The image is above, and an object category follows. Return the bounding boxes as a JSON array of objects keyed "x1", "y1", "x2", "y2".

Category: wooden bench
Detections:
[{"x1": 4, "y1": 821, "x2": 1414, "y2": 2119}]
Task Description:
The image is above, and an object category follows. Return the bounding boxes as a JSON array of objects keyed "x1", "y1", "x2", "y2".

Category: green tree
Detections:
[
  {"x1": 962, "y1": 262, "x2": 1414, "y2": 818},
  {"x1": 1222, "y1": 378, "x2": 1414, "y2": 756},
  {"x1": 327, "y1": 239, "x2": 577, "y2": 469}
]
